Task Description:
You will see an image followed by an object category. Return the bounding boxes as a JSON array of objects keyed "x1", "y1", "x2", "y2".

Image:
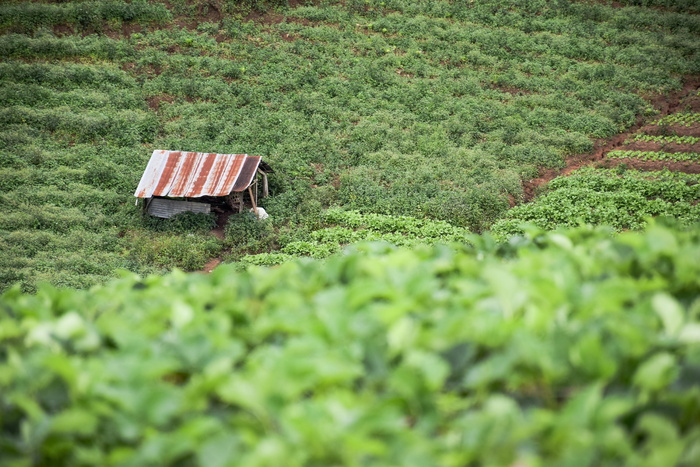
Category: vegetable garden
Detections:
[
  {"x1": 2, "y1": 1, "x2": 700, "y2": 465},
  {"x1": 1, "y1": 0, "x2": 700, "y2": 291},
  {"x1": 494, "y1": 84, "x2": 700, "y2": 237}
]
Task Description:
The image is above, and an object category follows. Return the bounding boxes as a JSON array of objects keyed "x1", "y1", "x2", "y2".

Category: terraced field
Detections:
[
  {"x1": 231, "y1": 83, "x2": 700, "y2": 264},
  {"x1": 493, "y1": 85, "x2": 700, "y2": 238},
  {"x1": 602, "y1": 87, "x2": 700, "y2": 171}
]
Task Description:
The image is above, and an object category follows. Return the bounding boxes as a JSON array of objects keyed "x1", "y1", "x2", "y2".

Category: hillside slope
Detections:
[{"x1": 1, "y1": 0, "x2": 699, "y2": 291}]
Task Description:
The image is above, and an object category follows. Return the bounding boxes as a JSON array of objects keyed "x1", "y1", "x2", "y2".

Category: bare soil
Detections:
[
  {"x1": 202, "y1": 258, "x2": 222, "y2": 273},
  {"x1": 146, "y1": 94, "x2": 175, "y2": 112},
  {"x1": 596, "y1": 158, "x2": 700, "y2": 174}
]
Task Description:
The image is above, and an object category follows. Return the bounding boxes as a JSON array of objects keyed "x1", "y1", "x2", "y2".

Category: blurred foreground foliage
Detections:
[{"x1": 2, "y1": 222, "x2": 700, "y2": 466}]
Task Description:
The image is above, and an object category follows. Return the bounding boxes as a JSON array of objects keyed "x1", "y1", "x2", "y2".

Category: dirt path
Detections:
[
  {"x1": 522, "y1": 76, "x2": 700, "y2": 201},
  {"x1": 202, "y1": 257, "x2": 222, "y2": 273},
  {"x1": 200, "y1": 211, "x2": 230, "y2": 273}
]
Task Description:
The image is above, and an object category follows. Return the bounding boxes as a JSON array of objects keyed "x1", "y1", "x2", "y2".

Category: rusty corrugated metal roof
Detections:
[{"x1": 134, "y1": 150, "x2": 263, "y2": 198}]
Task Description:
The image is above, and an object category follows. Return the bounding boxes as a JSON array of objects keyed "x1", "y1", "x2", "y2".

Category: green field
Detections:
[
  {"x1": 491, "y1": 167, "x2": 700, "y2": 237},
  {"x1": 1, "y1": 0, "x2": 699, "y2": 291},
  {"x1": 2, "y1": 2, "x2": 700, "y2": 465}
]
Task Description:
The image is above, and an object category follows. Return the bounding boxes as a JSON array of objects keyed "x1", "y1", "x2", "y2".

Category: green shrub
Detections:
[
  {"x1": 224, "y1": 212, "x2": 273, "y2": 249},
  {"x1": 143, "y1": 212, "x2": 217, "y2": 234},
  {"x1": 491, "y1": 168, "x2": 700, "y2": 239},
  {"x1": 126, "y1": 232, "x2": 221, "y2": 271}
]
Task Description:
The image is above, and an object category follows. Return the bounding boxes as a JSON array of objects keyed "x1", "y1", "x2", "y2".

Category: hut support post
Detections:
[
  {"x1": 257, "y1": 169, "x2": 269, "y2": 197},
  {"x1": 248, "y1": 186, "x2": 258, "y2": 214}
]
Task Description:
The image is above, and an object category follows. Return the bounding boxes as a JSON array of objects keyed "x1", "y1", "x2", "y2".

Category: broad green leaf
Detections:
[
  {"x1": 387, "y1": 317, "x2": 418, "y2": 355},
  {"x1": 50, "y1": 408, "x2": 97, "y2": 435},
  {"x1": 652, "y1": 293, "x2": 684, "y2": 337},
  {"x1": 633, "y1": 352, "x2": 678, "y2": 392},
  {"x1": 171, "y1": 300, "x2": 194, "y2": 328},
  {"x1": 403, "y1": 350, "x2": 450, "y2": 391},
  {"x1": 679, "y1": 324, "x2": 700, "y2": 344},
  {"x1": 54, "y1": 311, "x2": 86, "y2": 339},
  {"x1": 196, "y1": 433, "x2": 240, "y2": 467}
]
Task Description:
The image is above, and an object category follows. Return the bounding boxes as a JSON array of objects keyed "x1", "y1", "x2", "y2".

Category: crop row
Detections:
[
  {"x1": 653, "y1": 112, "x2": 700, "y2": 127},
  {"x1": 239, "y1": 208, "x2": 472, "y2": 266},
  {"x1": 546, "y1": 168, "x2": 700, "y2": 202},
  {"x1": 321, "y1": 207, "x2": 471, "y2": 236},
  {"x1": 0, "y1": 1, "x2": 170, "y2": 33},
  {"x1": 0, "y1": 61, "x2": 136, "y2": 90},
  {"x1": 0, "y1": 33, "x2": 136, "y2": 61},
  {"x1": 587, "y1": 167, "x2": 700, "y2": 184},
  {"x1": 629, "y1": 134, "x2": 700, "y2": 145},
  {"x1": 0, "y1": 82, "x2": 145, "y2": 110},
  {"x1": 607, "y1": 150, "x2": 700, "y2": 162},
  {"x1": 0, "y1": 106, "x2": 157, "y2": 146},
  {"x1": 490, "y1": 167, "x2": 700, "y2": 238},
  {"x1": 613, "y1": 0, "x2": 700, "y2": 13}
]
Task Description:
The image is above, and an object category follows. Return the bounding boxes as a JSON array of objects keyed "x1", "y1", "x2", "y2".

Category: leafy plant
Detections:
[
  {"x1": 607, "y1": 150, "x2": 700, "y2": 162},
  {"x1": 629, "y1": 134, "x2": 700, "y2": 145},
  {"x1": 491, "y1": 167, "x2": 700, "y2": 238},
  {"x1": 2, "y1": 223, "x2": 700, "y2": 466},
  {"x1": 653, "y1": 112, "x2": 700, "y2": 127},
  {"x1": 1, "y1": 0, "x2": 699, "y2": 290}
]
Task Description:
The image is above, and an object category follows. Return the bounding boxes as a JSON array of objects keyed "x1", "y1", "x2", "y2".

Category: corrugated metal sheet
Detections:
[
  {"x1": 147, "y1": 198, "x2": 211, "y2": 218},
  {"x1": 134, "y1": 150, "x2": 263, "y2": 198},
  {"x1": 231, "y1": 156, "x2": 260, "y2": 192}
]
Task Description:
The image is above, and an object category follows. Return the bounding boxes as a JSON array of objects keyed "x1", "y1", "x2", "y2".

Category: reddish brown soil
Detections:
[
  {"x1": 596, "y1": 158, "x2": 700, "y2": 174},
  {"x1": 146, "y1": 94, "x2": 175, "y2": 112},
  {"x1": 47, "y1": 0, "x2": 317, "y2": 40},
  {"x1": 210, "y1": 210, "x2": 233, "y2": 240},
  {"x1": 492, "y1": 85, "x2": 535, "y2": 96},
  {"x1": 199, "y1": 211, "x2": 232, "y2": 273},
  {"x1": 522, "y1": 76, "x2": 700, "y2": 202},
  {"x1": 639, "y1": 123, "x2": 700, "y2": 137},
  {"x1": 52, "y1": 24, "x2": 74, "y2": 37},
  {"x1": 622, "y1": 141, "x2": 700, "y2": 153},
  {"x1": 246, "y1": 0, "x2": 316, "y2": 25},
  {"x1": 201, "y1": 258, "x2": 221, "y2": 273}
]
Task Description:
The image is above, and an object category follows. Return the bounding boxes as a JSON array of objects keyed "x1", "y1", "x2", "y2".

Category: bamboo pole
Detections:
[{"x1": 248, "y1": 185, "x2": 258, "y2": 215}]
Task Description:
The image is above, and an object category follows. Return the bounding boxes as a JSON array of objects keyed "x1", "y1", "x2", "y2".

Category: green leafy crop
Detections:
[
  {"x1": 240, "y1": 208, "x2": 471, "y2": 266},
  {"x1": 2, "y1": 223, "x2": 700, "y2": 466},
  {"x1": 1, "y1": 0, "x2": 700, "y2": 291},
  {"x1": 629, "y1": 134, "x2": 700, "y2": 145},
  {"x1": 653, "y1": 113, "x2": 700, "y2": 127},
  {"x1": 607, "y1": 150, "x2": 700, "y2": 162},
  {"x1": 491, "y1": 167, "x2": 700, "y2": 238}
]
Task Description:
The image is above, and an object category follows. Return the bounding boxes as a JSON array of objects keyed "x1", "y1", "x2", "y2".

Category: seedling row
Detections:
[{"x1": 607, "y1": 150, "x2": 700, "y2": 162}]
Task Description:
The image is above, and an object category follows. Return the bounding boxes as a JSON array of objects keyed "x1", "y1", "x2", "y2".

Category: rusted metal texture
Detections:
[
  {"x1": 134, "y1": 150, "x2": 262, "y2": 198},
  {"x1": 231, "y1": 156, "x2": 260, "y2": 192}
]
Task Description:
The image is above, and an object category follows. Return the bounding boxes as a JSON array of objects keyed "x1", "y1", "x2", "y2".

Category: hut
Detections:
[{"x1": 134, "y1": 150, "x2": 273, "y2": 218}]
